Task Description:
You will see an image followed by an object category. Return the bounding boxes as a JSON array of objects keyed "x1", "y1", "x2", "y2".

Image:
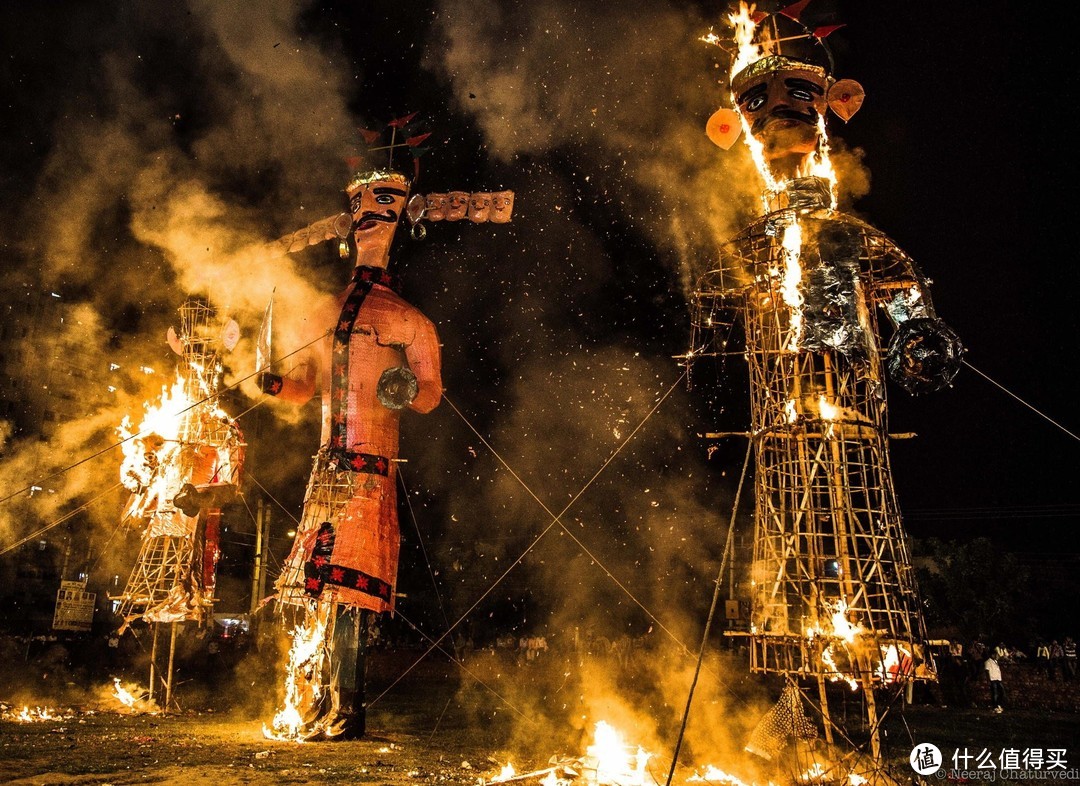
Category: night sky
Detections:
[{"x1": 0, "y1": 0, "x2": 1077, "y2": 638}]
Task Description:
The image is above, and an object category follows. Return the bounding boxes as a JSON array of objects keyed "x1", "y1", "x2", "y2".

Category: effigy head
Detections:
[
  {"x1": 425, "y1": 192, "x2": 448, "y2": 221},
  {"x1": 446, "y1": 191, "x2": 470, "y2": 221},
  {"x1": 344, "y1": 169, "x2": 411, "y2": 256},
  {"x1": 705, "y1": 3, "x2": 865, "y2": 174},
  {"x1": 490, "y1": 191, "x2": 515, "y2": 223},
  {"x1": 467, "y1": 192, "x2": 492, "y2": 223},
  {"x1": 733, "y1": 55, "x2": 829, "y2": 172}
]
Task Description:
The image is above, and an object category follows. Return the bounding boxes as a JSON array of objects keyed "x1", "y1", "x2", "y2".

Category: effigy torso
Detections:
[
  {"x1": 698, "y1": 179, "x2": 932, "y2": 681},
  {"x1": 277, "y1": 272, "x2": 442, "y2": 614}
]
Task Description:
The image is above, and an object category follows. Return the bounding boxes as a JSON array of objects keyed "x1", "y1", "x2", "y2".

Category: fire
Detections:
[
  {"x1": 805, "y1": 600, "x2": 863, "y2": 691},
  {"x1": 118, "y1": 375, "x2": 193, "y2": 523},
  {"x1": 817, "y1": 395, "x2": 839, "y2": 422},
  {"x1": 12, "y1": 705, "x2": 62, "y2": 722},
  {"x1": 118, "y1": 370, "x2": 237, "y2": 526},
  {"x1": 584, "y1": 721, "x2": 651, "y2": 786},
  {"x1": 796, "y1": 763, "x2": 828, "y2": 783},
  {"x1": 688, "y1": 765, "x2": 754, "y2": 786},
  {"x1": 491, "y1": 763, "x2": 517, "y2": 782},
  {"x1": 778, "y1": 223, "x2": 803, "y2": 349},
  {"x1": 265, "y1": 607, "x2": 331, "y2": 741},
  {"x1": 113, "y1": 676, "x2": 137, "y2": 707},
  {"x1": 728, "y1": 3, "x2": 763, "y2": 90}
]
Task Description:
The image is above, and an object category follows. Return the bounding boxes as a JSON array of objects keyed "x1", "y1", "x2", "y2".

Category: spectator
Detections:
[
  {"x1": 1050, "y1": 640, "x2": 1065, "y2": 681},
  {"x1": 968, "y1": 639, "x2": 987, "y2": 680},
  {"x1": 1064, "y1": 637, "x2": 1077, "y2": 681},
  {"x1": 984, "y1": 653, "x2": 1006, "y2": 713},
  {"x1": 1036, "y1": 639, "x2": 1052, "y2": 678}
]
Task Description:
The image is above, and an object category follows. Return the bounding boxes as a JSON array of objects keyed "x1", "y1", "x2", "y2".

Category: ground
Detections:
[{"x1": 1, "y1": 645, "x2": 1079, "y2": 785}]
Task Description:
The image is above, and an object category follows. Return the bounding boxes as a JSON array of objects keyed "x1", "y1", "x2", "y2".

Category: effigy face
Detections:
[
  {"x1": 446, "y1": 191, "x2": 469, "y2": 221},
  {"x1": 347, "y1": 176, "x2": 409, "y2": 252},
  {"x1": 490, "y1": 190, "x2": 514, "y2": 223},
  {"x1": 467, "y1": 192, "x2": 491, "y2": 223},
  {"x1": 425, "y1": 192, "x2": 448, "y2": 221},
  {"x1": 735, "y1": 65, "x2": 828, "y2": 173}
]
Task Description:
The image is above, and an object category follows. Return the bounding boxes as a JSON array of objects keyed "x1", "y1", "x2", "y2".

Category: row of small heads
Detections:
[{"x1": 421, "y1": 190, "x2": 514, "y2": 223}]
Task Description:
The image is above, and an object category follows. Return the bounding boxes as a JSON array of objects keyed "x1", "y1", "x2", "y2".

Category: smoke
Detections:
[
  {"x1": 3, "y1": 0, "x2": 793, "y2": 762},
  {"x1": 427, "y1": 0, "x2": 762, "y2": 284},
  {"x1": 0, "y1": 0, "x2": 365, "y2": 544}
]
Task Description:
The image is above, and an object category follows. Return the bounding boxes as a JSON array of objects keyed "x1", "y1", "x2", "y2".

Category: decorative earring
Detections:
[
  {"x1": 339, "y1": 238, "x2": 349, "y2": 259},
  {"x1": 410, "y1": 222, "x2": 427, "y2": 241}
]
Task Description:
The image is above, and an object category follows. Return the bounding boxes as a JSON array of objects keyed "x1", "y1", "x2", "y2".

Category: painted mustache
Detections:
[
  {"x1": 751, "y1": 108, "x2": 818, "y2": 135},
  {"x1": 352, "y1": 210, "x2": 398, "y2": 231}
]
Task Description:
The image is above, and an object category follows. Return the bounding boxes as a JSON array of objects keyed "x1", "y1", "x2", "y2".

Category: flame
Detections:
[
  {"x1": 728, "y1": 3, "x2": 763, "y2": 86},
  {"x1": 265, "y1": 607, "x2": 331, "y2": 741},
  {"x1": 12, "y1": 705, "x2": 62, "y2": 722},
  {"x1": 779, "y1": 222, "x2": 803, "y2": 349},
  {"x1": 585, "y1": 721, "x2": 651, "y2": 786},
  {"x1": 797, "y1": 763, "x2": 828, "y2": 783},
  {"x1": 805, "y1": 600, "x2": 863, "y2": 691},
  {"x1": 491, "y1": 763, "x2": 517, "y2": 782},
  {"x1": 118, "y1": 375, "x2": 194, "y2": 527},
  {"x1": 113, "y1": 677, "x2": 137, "y2": 707},
  {"x1": 118, "y1": 368, "x2": 239, "y2": 531},
  {"x1": 689, "y1": 765, "x2": 754, "y2": 785},
  {"x1": 817, "y1": 395, "x2": 840, "y2": 422},
  {"x1": 804, "y1": 115, "x2": 837, "y2": 195},
  {"x1": 829, "y1": 600, "x2": 861, "y2": 643}
]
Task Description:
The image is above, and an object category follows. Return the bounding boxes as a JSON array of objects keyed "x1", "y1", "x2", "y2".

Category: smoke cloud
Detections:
[{"x1": 0, "y1": 0, "x2": 828, "y2": 764}]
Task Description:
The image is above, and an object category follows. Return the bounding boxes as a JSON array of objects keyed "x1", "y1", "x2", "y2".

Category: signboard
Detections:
[{"x1": 52, "y1": 580, "x2": 96, "y2": 632}]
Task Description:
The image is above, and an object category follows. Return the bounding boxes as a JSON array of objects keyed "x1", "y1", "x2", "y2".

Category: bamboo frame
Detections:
[{"x1": 691, "y1": 202, "x2": 930, "y2": 687}]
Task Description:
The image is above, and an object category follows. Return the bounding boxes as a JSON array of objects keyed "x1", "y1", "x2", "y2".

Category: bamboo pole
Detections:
[
  {"x1": 165, "y1": 621, "x2": 178, "y2": 714},
  {"x1": 148, "y1": 622, "x2": 159, "y2": 706}
]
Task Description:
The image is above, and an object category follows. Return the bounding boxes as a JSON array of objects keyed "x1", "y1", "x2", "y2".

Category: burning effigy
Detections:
[
  {"x1": 113, "y1": 298, "x2": 245, "y2": 631},
  {"x1": 687, "y1": 0, "x2": 963, "y2": 772},
  {"x1": 261, "y1": 117, "x2": 514, "y2": 742}
]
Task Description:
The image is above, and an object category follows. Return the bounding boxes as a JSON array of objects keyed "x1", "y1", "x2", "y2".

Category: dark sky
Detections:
[{"x1": 0, "y1": 0, "x2": 1077, "y2": 629}]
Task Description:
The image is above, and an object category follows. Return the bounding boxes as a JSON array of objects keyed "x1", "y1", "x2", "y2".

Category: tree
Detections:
[{"x1": 913, "y1": 537, "x2": 1033, "y2": 643}]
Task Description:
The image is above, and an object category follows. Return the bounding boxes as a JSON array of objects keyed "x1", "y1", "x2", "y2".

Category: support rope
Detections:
[{"x1": 665, "y1": 437, "x2": 752, "y2": 786}]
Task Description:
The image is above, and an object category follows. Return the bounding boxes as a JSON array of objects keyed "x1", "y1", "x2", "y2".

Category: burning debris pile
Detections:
[
  {"x1": 475, "y1": 718, "x2": 876, "y2": 786},
  {"x1": 0, "y1": 677, "x2": 156, "y2": 723},
  {"x1": 480, "y1": 722, "x2": 653, "y2": 786},
  {"x1": 0, "y1": 702, "x2": 75, "y2": 723}
]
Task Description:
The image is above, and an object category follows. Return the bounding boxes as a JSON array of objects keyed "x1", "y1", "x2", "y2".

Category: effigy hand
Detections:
[
  {"x1": 885, "y1": 317, "x2": 964, "y2": 395},
  {"x1": 258, "y1": 372, "x2": 284, "y2": 396}
]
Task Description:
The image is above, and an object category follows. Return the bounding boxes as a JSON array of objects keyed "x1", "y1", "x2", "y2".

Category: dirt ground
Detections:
[{"x1": 2, "y1": 646, "x2": 1079, "y2": 785}]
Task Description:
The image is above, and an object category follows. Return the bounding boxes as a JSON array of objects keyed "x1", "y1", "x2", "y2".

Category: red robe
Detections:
[{"x1": 274, "y1": 270, "x2": 441, "y2": 613}]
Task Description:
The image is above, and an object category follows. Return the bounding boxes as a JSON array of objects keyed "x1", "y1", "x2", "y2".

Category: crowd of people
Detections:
[{"x1": 929, "y1": 635, "x2": 1079, "y2": 713}]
